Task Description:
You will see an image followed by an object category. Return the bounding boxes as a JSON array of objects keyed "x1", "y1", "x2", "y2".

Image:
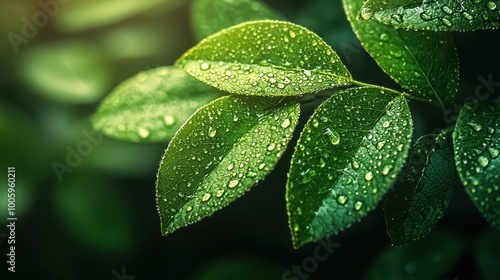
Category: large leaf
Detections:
[
  {"x1": 92, "y1": 66, "x2": 224, "y2": 143},
  {"x1": 453, "y1": 100, "x2": 500, "y2": 229},
  {"x1": 287, "y1": 86, "x2": 413, "y2": 248},
  {"x1": 385, "y1": 134, "x2": 456, "y2": 246},
  {"x1": 157, "y1": 95, "x2": 300, "y2": 235},
  {"x1": 191, "y1": 0, "x2": 285, "y2": 41},
  {"x1": 360, "y1": 0, "x2": 500, "y2": 31},
  {"x1": 343, "y1": 0, "x2": 459, "y2": 110},
  {"x1": 176, "y1": 20, "x2": 352, "y2": 96},
  {"x1": 365, "y1": 230, "x2": 465, "y2": 280}
]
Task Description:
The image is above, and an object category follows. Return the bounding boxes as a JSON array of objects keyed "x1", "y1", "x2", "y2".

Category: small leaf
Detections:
[
  {"x1": 360, "y1": 0, "x2": 500, "y2": 31},
  {"x1": 287, "y1": 86, "x2": 413, "y2": 248},
  {"x1": 385, "y1": 134, "x2": 457, "y2": 246},
  {"x1": 176, "y1": 20, "x2": 352, "y2": 96},
  {"x1": 365, "y1": 230, "x2": 465, "y2": 280},
  {"x1": 92, "y1": 66, "x2": 224, "y2": 143},
  {"x1": 342, "y1": 0, "x2": 459, "y2": 110},
  {"x1": 156, "y1": 95, "x2": 300, "y2": 235},
  {"x1": 191, "y1": 0, "x2": 285, "y2": 41},
  {"x1": 453, "y1": 100, "x2": 500, "y2": 229}
]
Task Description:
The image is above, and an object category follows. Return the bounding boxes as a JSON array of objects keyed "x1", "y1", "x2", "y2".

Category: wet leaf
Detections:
[
  {"x1": 385, "y1": 134, "x2": 457, "y2": 246},
  {"x1": 453, "y1": 100, "x2": 500, "y2": 229},
  {"x1": 360, "y1": 0, "x2": 500, "y2": 31},
  {"x1": 191, "y1": 0, "x2": 284, "y2": 41},
  {"x1": 157, "y1": 95, "x2": 300, "y2": 235},
  {"x1": 176, "y1": 20, "x2": 352, "y2": 96},
  {"x1": 287, "y1": 86, "x2": 413, "y2": 248},
  {"x1": 343, "y1": 0, "x2": 459, "y2": 110},
  {"x1": 92, "y1": 66, "x2": 224, "y2": 143},
  {"x1": 365, "y1": 230, "x2": 465, "y2": 280}
]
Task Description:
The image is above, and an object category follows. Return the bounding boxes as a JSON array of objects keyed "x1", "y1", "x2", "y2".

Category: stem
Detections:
[{"x1": 350, "y1": 79, "x2": 430, "y2": 102}]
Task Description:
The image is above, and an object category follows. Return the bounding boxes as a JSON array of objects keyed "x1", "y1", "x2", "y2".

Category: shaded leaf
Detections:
[
  {"x1": 53, "y1": 175, "x2": 134, "y2": 253},
  {"x1": 287, "y1": 86, "x2": 413, "y2": 248},
  {"x1": 92, "y1": 66, "x2": 224, "y2": 143},
  {"x1": 385, "y1": 134, "x2": 457, "y2": 246},
  {"x1": 365, "y1": 230, "x2": 465, "y2": 280},
  {"x1": 361, "y1": 0, "x2": 500, "y2": 31},
  {"x1": 474, "y1": 229, "x2": 500, "y2": 280},
  {"x1": 191, "y1": 0, "x2": 285, "y2": 41},
  {"x1": 192, "y1": 256, "x2": 285, "y2": 280},
  {"x1": 157, "y1": 95, "x2": 300, "y2": 235},
  {"x1": 176, "y1": 20, "x2": 352, "y2": 96},
  {"x1": 453, "y1": 100, "x2": 500, "y2": 229},
  {"x1": 343, "y1": 0, "x2": 459, "y2": 110}
]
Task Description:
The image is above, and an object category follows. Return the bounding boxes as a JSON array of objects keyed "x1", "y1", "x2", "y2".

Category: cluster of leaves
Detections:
[{"x1": 92, "y1": 0, "x2": 499, "y2": 248}]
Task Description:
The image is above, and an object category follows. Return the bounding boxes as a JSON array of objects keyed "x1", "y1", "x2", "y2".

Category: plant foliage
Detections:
[{"x1": 92, "y1": 0, "x2": 500, "y2": 249}]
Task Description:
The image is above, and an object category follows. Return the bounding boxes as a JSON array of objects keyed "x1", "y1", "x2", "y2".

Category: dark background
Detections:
[{"x1": 1, "y1": 0, "x2": 499, "y2": 279}]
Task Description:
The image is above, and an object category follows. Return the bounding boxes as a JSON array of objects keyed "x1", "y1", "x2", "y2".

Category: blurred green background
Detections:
[{"x1": 1, "y1": 0, "x2": 499, "y2": 279}]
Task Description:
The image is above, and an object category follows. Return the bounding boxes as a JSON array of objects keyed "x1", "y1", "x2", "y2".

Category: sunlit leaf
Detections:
[
  {"x1": 365, "y1": 230, "x2": 465, "y2": 280},
  {"x1": 191, "y1": 0, "x2": 284, "y2": 41},
  {"x1": 343, "y1": 0, "x2": 459, "y2": 110},
  {"x1": 287, "y1": 86, "x2": 412, "y2": 248},
  {"x1": 92, "y1": 66, "x2": 224, "y2": 143},
  {"x1": 453, "y1": 99, "x2": 500, "y2": 229},
  {"x1": 385, "y1": 134, "x2": 457, "y2": 246},
  {"x1": 19, "y1": 41, "x2": 111, "y2": 104},
  {"x1": 157, "y1": 95, "x2": 300, "y2": 235},
  {"x1": 360, "y1": 0, "x2": 500, "y2": 31},
  {"x1": 55, "y1": 0, "x2": 186, "y2": 32},
  {"x1": 176, "y1": 20, "x2": 352, "y2": 96}
]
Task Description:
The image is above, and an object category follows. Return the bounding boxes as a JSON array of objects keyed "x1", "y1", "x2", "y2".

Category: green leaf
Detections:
[
  {"x1": 191, "y1": 0, "x2": 285, "y2": 41},
  {"x1": 385, "y1": 134, "x2": 456, "y2": 246},
  {"x1": 360, "y1": 0, "x2": 500, "y2": 32},
  {"x1": 176, "y1": 20, "x2": 352, "y2": 96},
  {"x1": 92, "y1": 66, "x2": 224, "y2": 143},
  {"x1": 55, "y1": 0, "x2": 186, "y2": 32},
  {"x1": 474, "y1": 229, "x2": 500, "y2": 280},
  {"x1": 342, "y1": 0, "x2": 459, "y2": 110},
  {"x1": 19, "y1": 41, "x2": 111, "y2": 104},
  {"x1": 53, "y1": 175, "x2": 134, "y2": 253},
  {"x1": 287, "y1": 86, "x2": 413, "y2": 248},
  {"x1": 156, "y1": 95, "x2": 300, "y2": 235},
  {"x1": 453, "y1": 100, "x2": 500, "y2": 229},
  {"x1": 365, "y1": 230, "x2": 465, "y2": 280}
]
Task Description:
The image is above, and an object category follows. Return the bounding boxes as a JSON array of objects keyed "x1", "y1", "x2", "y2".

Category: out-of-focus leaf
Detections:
[
  {"x1": 92, "y1": 66, "x2": 224, "y2": 143},
  {"x1": 454, "y1": 99, "x2": 500, "y2": 229},
  {"x1": 55, "y1": 0, "x2": 186, "y2": 32},
  {"x1": 365, "y1": 230, "x2": 465, "y2": 280},
  {"x1": 157, "y1": 96, "x2": 299, "y2": 235},
  {"x1": 474, "y1": 229, "x2": 500, "y2": 280},
  {"x1": 19, "y1": 41, "x2": 111, "y2": 104},
  {"x1": 176, "y1": 20, "x2": 352, "y2": 96},
  {"x1": 191, "y1": 256, "x2": 285, "y2": 280},
  {"x1": 385, "y1": 134, "x2": 456, "y2": 246},
  {"x1": 287, "y1": 86, "x2": 412, "y2": 248},
  {"x1": 191, "y1": 0, "x2": 284, "y2": 41},
  {"x1": 52, "y1": 175, "x2": 134, "y2": 253}
]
